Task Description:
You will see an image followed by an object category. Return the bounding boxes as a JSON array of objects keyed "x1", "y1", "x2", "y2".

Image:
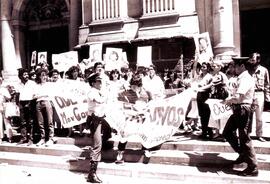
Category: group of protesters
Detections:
[{"x1": 0, "y1": 51, "x2": 269, "y2": 181}]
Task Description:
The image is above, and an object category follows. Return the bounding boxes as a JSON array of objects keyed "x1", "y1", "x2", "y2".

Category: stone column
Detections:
[
  {"x1": 12, "y1": 20, "x2": 27, "y2": 68},
  {"x1": 212, "y1": 0, "x2": 235, "y2": 63},
  {"x1": 69, "y1": 0, "x2": 82, "y2": 50},
  {"x1": 1, "y1": 0, "x2": 20, "y2": 83}
]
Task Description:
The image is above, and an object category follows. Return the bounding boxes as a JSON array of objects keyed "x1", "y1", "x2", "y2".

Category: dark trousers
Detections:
[
  {"x1": 19, "y1": 99, "x2": 36, "y2": 141},
  {"x1": 222, "y1": 104, "x2": 257, "y2": 167},
  {"x1": 197, "y1": 91, "x2": 211, "y2": 136}
]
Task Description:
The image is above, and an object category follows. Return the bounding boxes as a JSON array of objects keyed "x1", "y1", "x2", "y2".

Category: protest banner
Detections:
[
  {"x1": 47, "y1": 79, "x2": 192, "y2": 148},
  {"x1": 52, "y1": 51, "x2": 78, "y2": 72},
  {"x1": 105, "y1": 88, "x2": 193, "y2": 148},
  {"x1": 48, "y1": 79, "x2": 90, "y2": 128},
  {"x1": 206, "y1": 99, "x2": 233, "y2": 121}
]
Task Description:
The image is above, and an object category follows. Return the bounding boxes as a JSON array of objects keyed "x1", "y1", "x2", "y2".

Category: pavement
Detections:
[{"x1": 1, "y1": 163, "x2": 270, "y2": 184}]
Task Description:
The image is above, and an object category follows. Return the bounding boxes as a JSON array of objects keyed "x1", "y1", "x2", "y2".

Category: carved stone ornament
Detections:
[{"x1": 23, "y1": 0, "x2": 68, "y2": 21}]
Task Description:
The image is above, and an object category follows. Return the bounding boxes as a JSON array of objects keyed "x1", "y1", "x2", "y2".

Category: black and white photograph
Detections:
[{"x1": 0, "y1": 0, "x2": 270, "y2": 184}]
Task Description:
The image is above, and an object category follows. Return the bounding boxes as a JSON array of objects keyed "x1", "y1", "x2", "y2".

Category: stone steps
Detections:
[
  {"x1": 0, "y1": 133, "x2": 270, "y2": 183},
  {"x1": 0, "y1": 142, "x2": 270, "y2": 170},
  {"x1": 0, "y1": 154, "x2": 270, "y2": 184}
]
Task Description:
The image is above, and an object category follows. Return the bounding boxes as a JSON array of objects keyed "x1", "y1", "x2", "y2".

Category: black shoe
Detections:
[
  {"x1": 239, "y1": 166, "x2": 258, "y2": 177},
  {"x1": 87, "y1": 173, "x2": 102, "y2": 183},
  {"x1": 198, "y1": 134, "x2": 208, "y2": 140},
  {"x1": 233, "y1": 155, "x2": 245, "y2": 165},
  {"x1": 17, "y1": 139, "x2": 28, "y2": 145},
  {"x1": 213, "y1": 135, "x2": 226, "y2": 142}
]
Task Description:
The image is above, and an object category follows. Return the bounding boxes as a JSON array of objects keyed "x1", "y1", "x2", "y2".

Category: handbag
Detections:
[{"x1": 3, "y1": 102, "x2": 20, "y2": 118}]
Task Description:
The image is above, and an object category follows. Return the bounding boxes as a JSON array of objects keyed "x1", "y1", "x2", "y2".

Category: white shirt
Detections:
[
  {"x1": 87, "y1": 87, "x2": 106, "y2": 117},
  {"x1": 34, "y1": 82, "x2": 53, "y2": 102},
  {"x1": 18, "y1": 80, "x2": 36, "y2": 101},
  {"x1": 143, "y1": 75, "x2": 165, "y2": 100},
  {"x1": 236, "y1": 70, "x2": 255, "y2": 104}
]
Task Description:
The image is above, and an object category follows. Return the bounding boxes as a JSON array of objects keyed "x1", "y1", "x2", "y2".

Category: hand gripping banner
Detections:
[{"x1": 49, "y1": 80, "x2": 193, "y2": 148}]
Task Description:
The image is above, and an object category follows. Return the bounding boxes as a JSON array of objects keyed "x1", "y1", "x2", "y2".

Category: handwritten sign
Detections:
[{"x1": 206, "y1": 99, "x2": 233, "y2": 120}]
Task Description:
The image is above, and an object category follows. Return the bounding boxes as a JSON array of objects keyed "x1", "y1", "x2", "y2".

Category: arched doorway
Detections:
[{"x1": 15, "y1": 0, "x2": 70, "y2": 69}]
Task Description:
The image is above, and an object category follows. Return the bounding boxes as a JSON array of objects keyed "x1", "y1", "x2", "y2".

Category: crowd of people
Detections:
[{"x1": 0, "y1": 51, "x2": 269, "y2": 182}]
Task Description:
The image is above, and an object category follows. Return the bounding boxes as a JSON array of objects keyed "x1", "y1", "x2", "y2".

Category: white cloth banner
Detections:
[
  {"x1": 205, "y1": 99, "x2": 233, "y2": 121},
  {"x1": 47, "y1": 80, "x2": 192, "y2": 148},
  {"x1": 105, "y1": 88, "x2": 193, "y2": 148}
]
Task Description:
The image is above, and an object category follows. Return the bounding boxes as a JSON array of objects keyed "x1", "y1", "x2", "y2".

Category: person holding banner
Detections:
[
  {"x1": 107, "y1": 69, "x2": 126, "y2": 102},
  {"x1": 195, "y1": 62, "x2": 213, "y2": 140},
  {"x1": 207, "y1": 61, "x2": 229, "y2": 141},
  {"x1": 222, "y1": 57, "x2": 258, "y2": 177},
  {"x1": 34, "y1": 68, "x2": 55, "y2": 147},
  {"x1": 86, "y1": 73, "x2": 111, "y2": 183},
  {"x1": 115, "y1": 76, "x2": 151, "y2": 164},
  {"x1": 143, "y1": 65, "x2": 165, "y2": 100}
]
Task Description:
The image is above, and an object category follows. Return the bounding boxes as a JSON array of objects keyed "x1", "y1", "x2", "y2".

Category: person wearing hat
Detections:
[
  {"x1": 247, "y1": 52, "x2": 270, "y2": 142},
  {"x1": 222, "y1": 57, "x2": 258, "y2": 176},
  {"x1": 86, "y1": 73, "x2": 111, "y2": 183},
  {"x1": 208, "y1": 60, "x2": 229, "y2": 141}
]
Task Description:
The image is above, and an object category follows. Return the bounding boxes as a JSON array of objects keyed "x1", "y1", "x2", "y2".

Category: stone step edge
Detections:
[
  {"x1": 0, "y1": 149, "x2": 269, "y2": 169},
  {"x1": 3, "y1": 137, "x2": 270, "y2": 155},
  {"x1": 55, "y1": 135, "x2": 270, "y2": 149},
  {"x1": 0, "y1": 144, "x2": 270, "y2": 164},
  {"x1": 0, "y1": 155, "x2": 270, "y2": 184},
  {"x1": 1, "y1": 143, "x2": 270, "y2": 164}
]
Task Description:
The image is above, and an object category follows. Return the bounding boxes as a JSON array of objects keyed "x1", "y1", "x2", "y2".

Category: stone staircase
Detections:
[{"x1": 0, "y1": 130, "x2": 270, "y2": 183}]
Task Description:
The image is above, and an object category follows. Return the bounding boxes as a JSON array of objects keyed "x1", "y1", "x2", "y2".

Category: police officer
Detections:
[
  {"x1": 86, "y1": 73, "x2": 112, "y2": 183},
  {"x1": 222, "y1": 57, "x2": 258, "y2": 176}
]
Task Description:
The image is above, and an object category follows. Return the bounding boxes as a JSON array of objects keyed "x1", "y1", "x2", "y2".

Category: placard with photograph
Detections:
[
  {"x1": 31, "y1": 51, "x2": 37, "y2": 67},
  {"x1": 104, "y1": 47, "x2": 123, "y2": 71},
  {"x1": 38, "y1": 51, "x2": 47, "y2": 65},
  {"x1": 52, "y1": 51, "x2": 78, "y2": 72},
  {"x1": 89, "y1": 43, "x2": 103, "y2": 63},
  {"x1": 194, "y1": 32, "x2": 213, "y2": 64}
]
